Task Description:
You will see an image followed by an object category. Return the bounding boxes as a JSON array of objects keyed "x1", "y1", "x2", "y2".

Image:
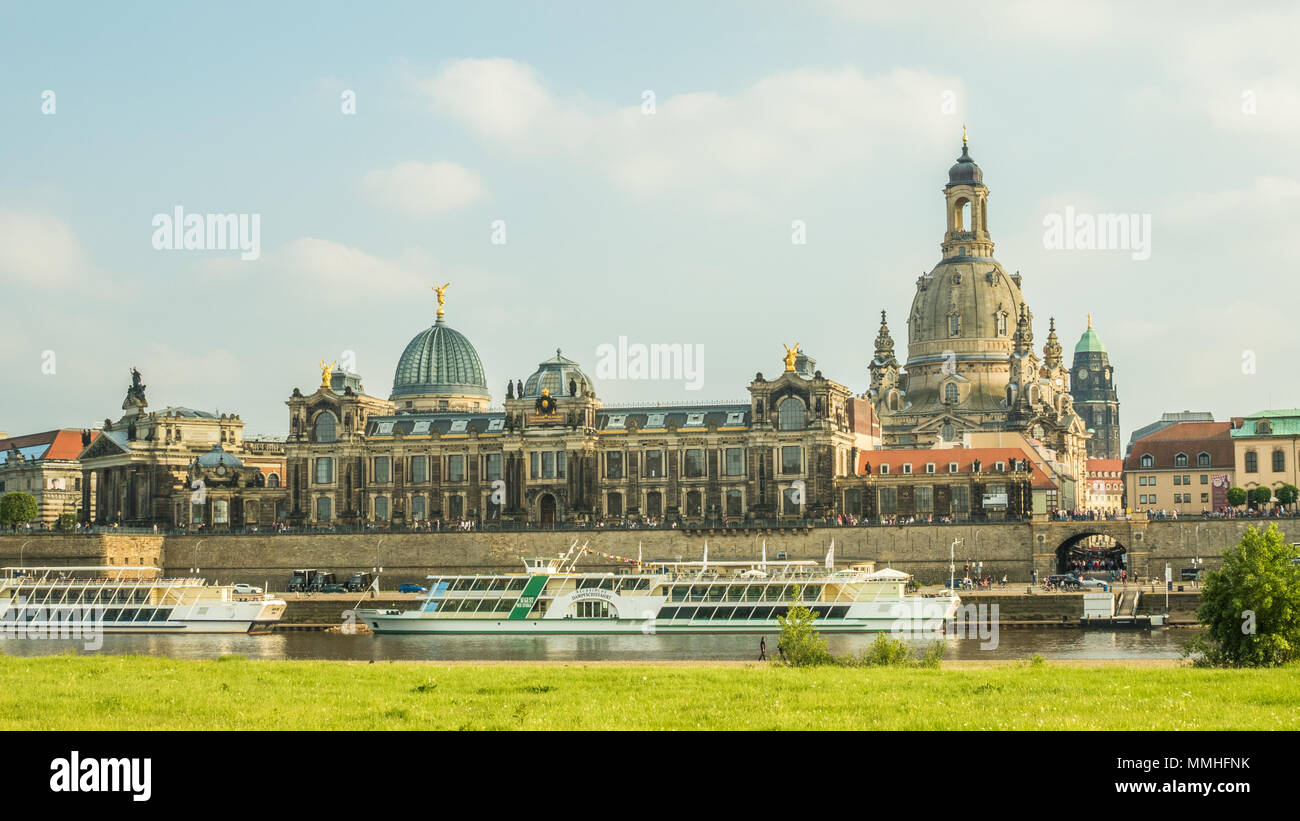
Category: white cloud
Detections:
[
  {"x1": 361, "y1": 160, "x2": 486, "y2": 218},
  {"x1": 0, "y1": 210, "x2": 91, "y2": 288},
  {"x1": 418, "y1": 59, "x2": 963, "y2": 201},
  {"x1": 277, "y1": 237, "x2": 432, "y2": 295}
]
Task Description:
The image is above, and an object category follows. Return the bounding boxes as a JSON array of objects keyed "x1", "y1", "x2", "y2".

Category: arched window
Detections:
[
  {"x1": 1197, "y1": 452, "x2": 1210, "y2": 467},
  {"x1": 1174, "y1": 452, "x2": 1188, "y2": 468},
  {"x1": 778, "y1": 398, "x2": 806, "y2": 431},
  {"x1": 941, "y1": 423, "x2": 956, "y2": 442},
  {"x1": 944, "y1": 383, "x2": 959, "y2": 404},
  {"x1": 948, "y1": 313, "x2": 961, "y2": 336},
  {"x1": 1140, "y1": 454, "x2": 1154, "y2": 468},
  {"x1": 996, "y1": 312, "x2": 1007, "y2": 336},
  {"x1": 267, "y1": 473, "x2": 280, "y2": 488},
  {"x1": 314, "y1": 412, "x2": 337, "y2": 443}
]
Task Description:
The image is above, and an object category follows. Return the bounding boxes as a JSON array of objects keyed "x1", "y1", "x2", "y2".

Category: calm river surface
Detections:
[{"x1": 0, "y1": 628, "x2": 1196, "y2": 662}]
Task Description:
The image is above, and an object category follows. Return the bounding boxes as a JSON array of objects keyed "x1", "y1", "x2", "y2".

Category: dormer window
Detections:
[
  {"x1": 926, "y1": 463, "x2": 935, "y2": 474},
  {"x1": 948, "y1": 462, "x2": 959, "y2": 473},
  {"x1": 880, "y1": 464, "x2": 889, "y2": 475},
  {"x1": 902, "y1": 463, "x2": 912, "y2": 474},
  {"x1": 1140, "y1": 454, "x2": 1154, "y2": 468}
]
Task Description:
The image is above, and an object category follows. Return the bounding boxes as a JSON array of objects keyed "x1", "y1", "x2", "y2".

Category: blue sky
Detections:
[{"x1": 2, "y1": 1, "x2": 1297, "y2": 441}]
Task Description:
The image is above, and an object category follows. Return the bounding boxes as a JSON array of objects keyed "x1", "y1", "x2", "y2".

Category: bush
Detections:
[
  {"x1": 1226, "y1": 487, "x2": 1247, "y2": 508},
  {"x1": 843, "y1": 634, "x2": 945, "y2": 668},
  {"x1": 1189, "y1": 523, "x2": 1300, "y2": 667},
  {"x1": 1250, "y1": 486, "x2": 1274, "y2": 509},
  {"x1": 1277, "y1": 484, "x2": 1298, "y2": 508},
  {"x1": 774, "y1": 586, "x2": 832, "y2": 667},
  {"x1": 56, "y1": 513, "x2": 78, "y2": 531}
]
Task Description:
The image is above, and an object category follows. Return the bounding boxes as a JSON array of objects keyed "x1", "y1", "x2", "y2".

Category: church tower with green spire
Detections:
[{"x1": 1070, "y1": 315, "x2": 1121, "y2": 459}]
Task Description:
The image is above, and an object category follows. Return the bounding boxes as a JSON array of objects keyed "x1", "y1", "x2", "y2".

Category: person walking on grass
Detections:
[{"x1": 759, "y1": 636, "x2": 767, "y2": 661}]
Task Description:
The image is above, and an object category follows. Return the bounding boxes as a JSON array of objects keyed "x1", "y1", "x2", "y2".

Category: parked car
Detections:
[
  {"x1": 398, "y1": 583, "x2": 427, "y2": 594},
  {"x1": 345, "y1": 572, "x2": 374, "y2": 592},
  {"x1": 1047, "y1": 574, "x2": 1081, "y2": 590},
  {"x1": 1078, "y1": 578, "x2": 1108, "y2": 591},
  {"x1": 231, "y1": 583, "x2": 263, "y2": 595},
  {"x1": 320, "y1": 583, "x2": 348, "y2": 594}
]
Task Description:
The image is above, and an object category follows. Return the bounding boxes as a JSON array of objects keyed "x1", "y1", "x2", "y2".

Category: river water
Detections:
[{"x1": 0, "y1": 628, "x2": 1196, "y2": 662}]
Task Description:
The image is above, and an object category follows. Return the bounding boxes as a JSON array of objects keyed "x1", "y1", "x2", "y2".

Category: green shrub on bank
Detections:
[
  {"x1": 1188, "y1": 523, "x2": 1300, "y2": 667},
  {"x1": 774, "y1": 586, "x2": 832, "y2": 667},
  {"x1": 842, "y1": 634, "x2": 945, "y2": 668}
]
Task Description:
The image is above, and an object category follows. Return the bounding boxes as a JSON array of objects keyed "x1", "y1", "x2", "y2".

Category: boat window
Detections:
[
  {"x1": 658, "y1": 607, "x2": 677, "y2": 621},
  {"x1": 675, "y1": 607, "x2": 696, "y2": 620},
  {"x1": 829, "y1": 606, "x2": 849, "y2": 619},
  {"x1": 495, "y1": 598, "x2": 515, "y2": 612},
  {"x1": 714, "y1": 607, "x2": 736, "y2": 620},
  {"x1": 509, "y1": 578, "x2": 527, "y2": 591},
  {"x1": 732, "y1": 607, "x2": 754, "y2": 620}
]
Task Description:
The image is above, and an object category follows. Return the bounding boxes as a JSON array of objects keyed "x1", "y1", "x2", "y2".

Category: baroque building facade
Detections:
[
  {"x1": 78, "y1": 370, "x2": 287, "y2": 527},
  {"x1": 283, "y1": 299, "x2": 880, "y2": 527},
  {"x1": 866, "y1": 137, "x2": 1090, "y2": 505}
]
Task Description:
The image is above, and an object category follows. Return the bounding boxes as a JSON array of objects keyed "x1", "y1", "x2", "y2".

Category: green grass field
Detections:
[{"x1": 2, "y1": 654, "x2": 1297, "y2": 730}]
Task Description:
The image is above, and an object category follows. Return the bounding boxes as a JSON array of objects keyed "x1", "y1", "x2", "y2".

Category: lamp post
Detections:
[
  {"x1": 190, "y1": 538, "x2": 205, "y2": 576},
  {"x1": 19, "y1": 540, "x2": 31, "y2": 568},
  {"x1": 950, "y1": 538, "x2": 963, "y2": 593}
]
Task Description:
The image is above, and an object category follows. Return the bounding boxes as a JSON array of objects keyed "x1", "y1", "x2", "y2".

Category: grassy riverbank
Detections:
[{"x1": 2, "y1": 653, "x2": 1298, "y2": 730}]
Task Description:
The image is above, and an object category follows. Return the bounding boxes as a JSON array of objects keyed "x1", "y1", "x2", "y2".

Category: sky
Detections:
[{"x1": 2, "y1": 1, "x2": 1297, "y2": 442}]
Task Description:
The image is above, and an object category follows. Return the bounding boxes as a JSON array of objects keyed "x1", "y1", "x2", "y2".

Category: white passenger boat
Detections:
[
  {"x1": 357, "y1": 542, "x2": 959, "y2": 635},
  {"x1": 0, "y1": 566, "x2": 286, "y2": 634}
]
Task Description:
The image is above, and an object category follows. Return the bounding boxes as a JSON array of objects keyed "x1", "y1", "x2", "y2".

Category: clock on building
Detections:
[{"x1": 1076, "y1": 367, "x2": 1089, "y2": 381}]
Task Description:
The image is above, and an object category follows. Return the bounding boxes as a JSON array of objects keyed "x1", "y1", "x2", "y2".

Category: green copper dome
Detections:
[
  {"x1": 1074, "y1": 318, "x2": 1106, "y2": 354},
  {"x1": 391, "y1": 316, "x2": 489, "y2": 399}
]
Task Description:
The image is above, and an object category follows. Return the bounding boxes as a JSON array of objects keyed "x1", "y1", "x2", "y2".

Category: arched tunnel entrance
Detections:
[{"x1": 1056, "y1": 533, "x2": 1127, "y2": 575}]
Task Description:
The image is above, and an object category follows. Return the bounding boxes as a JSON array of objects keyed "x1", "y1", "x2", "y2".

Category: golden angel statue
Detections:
[
  {"x1": 433, "y1": 282, "x2": 450, "y2": 316},
  {"x1": 782, "y1": 343, "x2": 800, "y2": 372},
  {"x1": 319, "y1": 359, "x2": 337, "y2": 388}
]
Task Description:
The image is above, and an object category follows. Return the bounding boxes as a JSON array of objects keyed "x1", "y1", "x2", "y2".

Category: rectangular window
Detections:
[
  {"x1": 410, "y1": 455, "x2": 427, "y2": 483},
  {"x1": 1274, "y1": 451, "x2": 1286, "y2": 472},
  {"x1": 315, "y1": 457, "x2": 333, "y2": 484},
  {"x1": 1139, "y1": 476, "x2": 1147, "y2": 486},
  {"x1": 915, "y1": 486, "x2": 933, "y2": 514},
  {"x1": 606, "y1": 451, "x2": 623, "y2": 479},
  {"x1": 724, "y1": 448, "x2": 744, "y2": 476},
  {"x1": 447, "y1": 454, "x2": 465, "y2": 482},
  {"x1": 1201, "y1": 493, "x2": 1209, "y2": 503},
  {"x1": 541, "y1": 451, "x2": 556, "y2": 479},
  {"x1": 485, "y1": 453, "x2": 502, "y2": 482},
  {"x1": 781, "y1": 446, "x2": 802, "y2": 475},
  {"x1": 902, "y1": 463, "x2": 912, "y2": 474},
  {"x1": 644, "y1": 450, "x2": 663, "y2": 478},
  {"x1": 531, "y1": 451, "x2": 540, "y2": 479},
  {"x1": 412, "y1": 495, "x2": 426, "y2": 520},
  {"x1": 375, "y1": 496, "x2": 389, "y2": 520},
  {"x1": 1173, "y1": 475, "x2": 1181, "y2": 485},
  {"x1": 1200, "y1": 474, "x2": 1208, "y2": 485},
  {"x1": 1183, "y1": 475, "x2": 1190, "y2": 484},
  {"x1": 878, "y1": 487, "x2": 898, "y2": 514},
  {"x1": 373, "y1": 456, "x2": 390, "y2": 483},
  {"x1": 684, "y1": 449, "x2": 704, "y2": 478},
  {"x1": 951, "y1": 485, "x2": 970, "y2": 514},
  {"x1": 556, "y1": 450, "x2": 567, "y2": 479}
]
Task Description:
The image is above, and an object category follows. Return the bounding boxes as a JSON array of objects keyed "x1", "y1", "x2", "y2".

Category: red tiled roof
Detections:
[
  {"x1": 855, "y1": 446, "x2": 1058, "y2": 490},
  {"x1": 1087, "y1": 459, "x2": 1123, "y2": 475},
  {"x1": 0, "y1": 429, "x2": 97, "y2": 461},
  {"x1": 1124, "y1": 421, "x2": 1233, "y2": 471}
]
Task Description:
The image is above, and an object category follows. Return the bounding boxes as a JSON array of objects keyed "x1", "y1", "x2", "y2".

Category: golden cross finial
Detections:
[
  {"x1": 1087, "y1": 313, "x2": 1093, "y2": 329},
  {"x1": 433, "y1": 283, "x2": 450, "y2": 318},
  {"x1": 962, "y1": 122, "x2": 967, "y2": 144}
]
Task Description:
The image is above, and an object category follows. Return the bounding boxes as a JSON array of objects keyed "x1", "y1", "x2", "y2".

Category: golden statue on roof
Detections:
[
  {"x1": 783, "y1": 343, "x2": 800, "y2": 372},
  {"x1": 319, "y1": 360, "x2": 336, "y2": 388},
  {"x1": 433, "y1": 282, "x2": 450, "y2": 318}
]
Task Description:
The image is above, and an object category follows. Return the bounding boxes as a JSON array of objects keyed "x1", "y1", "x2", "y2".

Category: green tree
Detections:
[
  {"x1": 1251, "y1": 487, "x2": 1274, "y2": 509},
  {"x1": 1191, "y1": 524, "x2": 1300, "y2": 667},
  {"x1": 56, "y1": 513, "x2": 78, "y2": 531},
  {"x1": 1226, "y1": 487, "x2": 1248, "y2": 508},
  {"x1": 1276, "y1": 484, "x2": 1299, "y2": 509},
  {"x1": 774, "y1": 585, "x2": 831, "y2": 666},
  {"x1": 0, "y1": 492, "x2": 39, "y2": 527}
]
